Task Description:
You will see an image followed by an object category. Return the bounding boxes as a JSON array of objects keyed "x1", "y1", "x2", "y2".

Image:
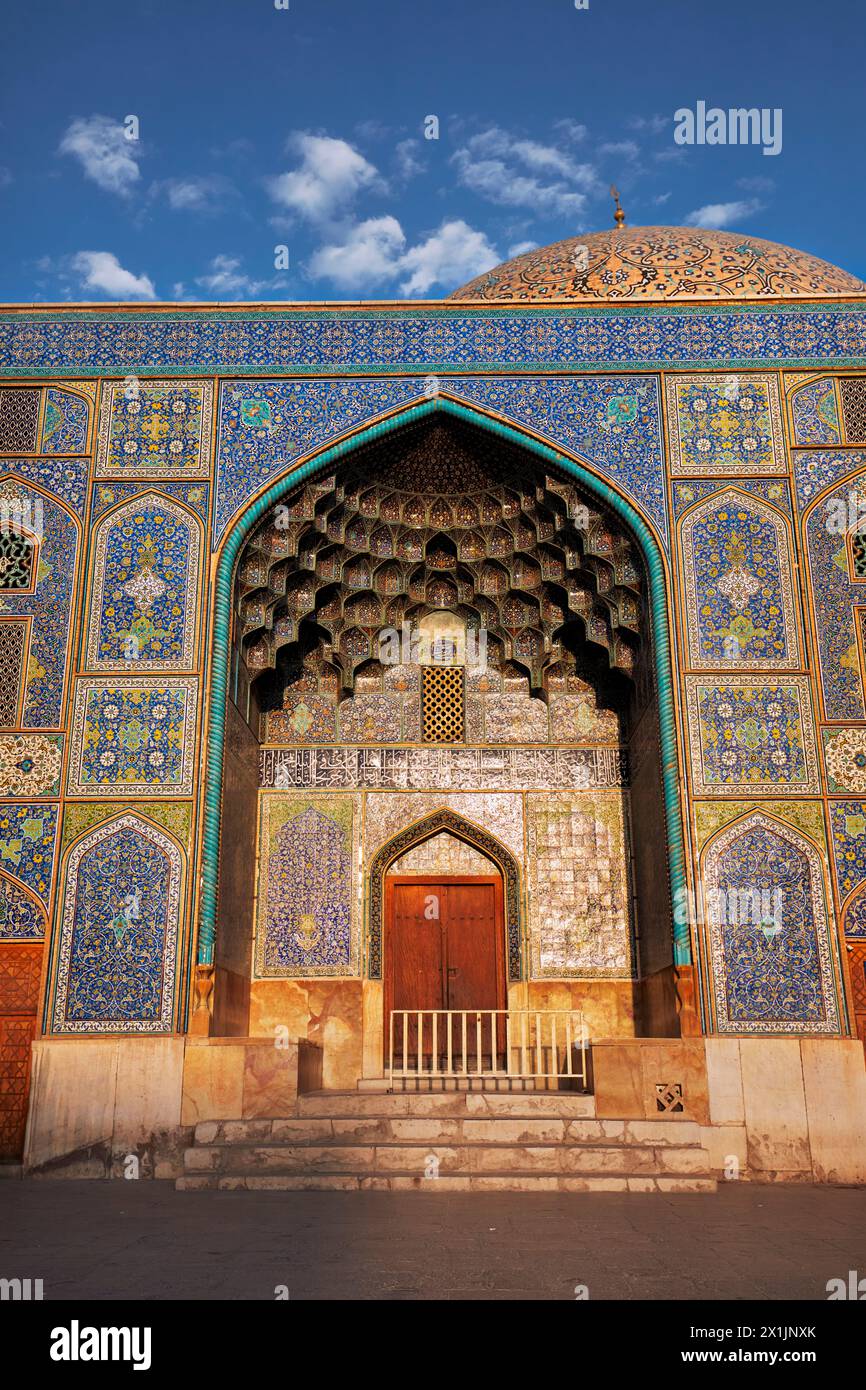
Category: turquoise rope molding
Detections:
[{"x1": 198, "y1": 396, "x2": 691, "y2": 968}]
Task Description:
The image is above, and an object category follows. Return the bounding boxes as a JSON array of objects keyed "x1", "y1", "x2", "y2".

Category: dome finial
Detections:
[{"x1": 610, "y1": 184, "x2": 625, "y2": 228}]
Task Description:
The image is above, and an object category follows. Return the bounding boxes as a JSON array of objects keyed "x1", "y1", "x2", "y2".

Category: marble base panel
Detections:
[
  {"x1": 248, "y1": 979, "x2": 362, "y2": 1091},
  {"x1": 508, "y1": 979, "x2": 638, "y2": 1042}
]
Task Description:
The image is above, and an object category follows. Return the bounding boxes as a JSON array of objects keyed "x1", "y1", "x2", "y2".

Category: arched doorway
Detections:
[
  {"x1": 376, "y1": 816, "x2": 518, "y2": 1069},
  {"x1": 199, "y1": 400, "x2": 691, "y2": 1067}
]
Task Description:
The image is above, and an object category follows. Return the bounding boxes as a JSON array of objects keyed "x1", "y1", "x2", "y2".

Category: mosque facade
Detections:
[{"x1": 2, "y1": 225, "x2": 866, "y2": 1184}]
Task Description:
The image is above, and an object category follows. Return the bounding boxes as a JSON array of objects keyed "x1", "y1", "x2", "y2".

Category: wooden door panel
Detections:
[
  {"x1": 386, "y1": 881, "x2": 444, "y2": 1061},
  {"x1": 384, "y1": 875, "x2": 504, "y2": 1065},
  {"x1": 389, "y1": 882, "x2": 444, "y2": 1012},
  {"x1": 444, "y1": 883, "x2": 498, "y2": 1011}
]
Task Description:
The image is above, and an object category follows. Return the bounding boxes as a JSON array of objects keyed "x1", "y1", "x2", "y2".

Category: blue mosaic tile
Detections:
[
  {"x1": 51, "y1": 815, "x2": 182, "y2": 1032},
  {"x1": 3, "y1": 306, "x2": 866, "y2": 379},
  {"x1": 0, "y1": 803, "x2": 58, "y2": 906},
  {"x1": 87, "y1": 497, "x2": 201, "y2": 669},
  {"x1": 686, "y1": 676, "x2": 819, "y2": 793},
  {"x1": 805, "y1": 482, "x2": 866, "y2": 720},
  {"x1": 0, "y1": 482, "x2": 78, "y2": 727},
  {"x1": 215, "y1": 374, "x2": 667, "y2": 544},
  {"x1": 41, "y1": 388, "x2": 90, "y2": 453},
  {"x1": 790, "y1": 377, "x2": 840, "y2": 445},
  {"x1": 794, "y1": 450, "x2": 866, "y2": 513},
  {"x1": 705, "y1": 814, "x2": 839, "y2": 1032},
  {"x1": 680, "y1": 491, "x2": 799, "y2": 666},
  {"x1": 67, "y1": 678, "x2": 198, "y2": 796},
  {"x1": 255, "y1": 795, "x2": 359, "y2": 977}
]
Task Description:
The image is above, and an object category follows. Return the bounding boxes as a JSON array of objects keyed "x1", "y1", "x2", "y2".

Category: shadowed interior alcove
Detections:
[{"x1": 213, "y1": 412, "x2": 677, "y2": 1055}]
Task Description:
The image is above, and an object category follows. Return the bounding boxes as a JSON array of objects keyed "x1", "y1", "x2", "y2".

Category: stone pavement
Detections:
[{"x1": 1, "y1": 1180, "x2": 864, "y2": 1300}]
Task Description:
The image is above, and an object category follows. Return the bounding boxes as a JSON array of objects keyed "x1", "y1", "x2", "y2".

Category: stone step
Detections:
[
  {"x1": 295, "y1": 1090, "x2": 596, "y2": 1118},
  {"x1": 177, "y1": 1172, "x2": 717, "y2": 1194},
  {"x1": 194, "y1": 1116, "x2": 701, "y2": 1147},
  {"x1": 184, "y1": 1141, "x2": 711, "y2": 1178}
]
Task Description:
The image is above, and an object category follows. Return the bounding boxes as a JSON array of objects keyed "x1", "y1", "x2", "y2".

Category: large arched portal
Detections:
[{"x1": 207, "y1": 409, "x2": 684, "y2": 1080}]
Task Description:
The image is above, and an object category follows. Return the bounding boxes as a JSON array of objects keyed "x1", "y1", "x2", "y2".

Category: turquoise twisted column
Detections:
[{"x1": 197, "y1": 397, "x2": 690, "y2": 968}]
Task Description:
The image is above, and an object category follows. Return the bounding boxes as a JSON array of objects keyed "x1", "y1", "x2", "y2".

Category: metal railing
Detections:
[{"x1": 388, "y1": 1009, "x2": 589, "y2": 1087}]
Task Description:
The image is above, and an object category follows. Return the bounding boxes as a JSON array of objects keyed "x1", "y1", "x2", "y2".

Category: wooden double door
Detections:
[{"x1": 384, "y1": 875, "x2": 506, "y2": 1063}]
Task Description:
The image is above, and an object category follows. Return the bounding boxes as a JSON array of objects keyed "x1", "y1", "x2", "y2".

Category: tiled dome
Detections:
[{"x1": 449, "y1": 226, "x2": 865, "y2": 303}]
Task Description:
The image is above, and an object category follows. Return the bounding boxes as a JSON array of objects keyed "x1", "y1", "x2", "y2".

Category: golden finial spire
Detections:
[{"x1": 611, "y1": 185, "x2": 625, "y2": 228}]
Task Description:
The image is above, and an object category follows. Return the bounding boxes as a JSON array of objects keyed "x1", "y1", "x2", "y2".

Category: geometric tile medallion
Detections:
[
  {"x1": 665, "y1": 373, "x2": 784, "y2": 476},
  {"x1": 96, "y1": 379, "x2": 213, "y2": 478},
  {"x1": 50, "y1": 813, "x2": 182, "y2": 1033},
  {"x1": 679, "y1": 489, "x2": 800, "y2": 668},
  {"x1": 254, "y1": 793, "x2": 360, "y2": 978},
  {"x1": 85, "y1": 495, "x2": 201, "y2": 670},
  {"x1": 821, "y1": 726, "x2": 866, "y2": 794},
  {"x1": 66, "y1": 677, "x2": 198, "y2": 797},
  {"x1": 703, "y1": 811, "x2": 840, "y2": 1034},
  {"x1": 0, "y1": 733, "x2": 63, "y2": 797},
  {"x1": 684, "y1": 674, "x2": 819, "y2": 794}
]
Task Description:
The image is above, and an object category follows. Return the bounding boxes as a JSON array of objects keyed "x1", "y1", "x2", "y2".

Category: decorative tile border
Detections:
[
  {"x1": 259, "y1": 745, "x2": 628, "y2": 790},
  {"x1": 3, "y1": 304, "x2": 866, "y2": 376}
]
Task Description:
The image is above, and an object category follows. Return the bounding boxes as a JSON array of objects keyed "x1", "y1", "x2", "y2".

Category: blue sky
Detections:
[{"x1": 2, "y1": 0, "x2": 864, "y2": 302}]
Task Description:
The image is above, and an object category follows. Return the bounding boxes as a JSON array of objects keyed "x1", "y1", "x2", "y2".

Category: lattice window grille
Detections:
[
  {"x1": 0, "y1": 621, "x2": 27, "y2": 728},
  {"x1": 0, "y1": 389, "x2": 40, "y2": 454},
  {"x1": 841, "y1": 378, "x2": 866, "y2": 445},
  {"x1": 655, "y1": 1082, "x2": 684, "y2": 1113},
  {"x1": 421, "y1": 666, "x2": 465, "y2": 744},
  {"x1": 0, "y1": 533, "x2": 36, "y2": 591},
  {"x1": 852, "y1": 531, "x2": 866, "y2": 581}
]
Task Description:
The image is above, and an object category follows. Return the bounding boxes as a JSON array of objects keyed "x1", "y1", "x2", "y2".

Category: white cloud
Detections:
[
  {"x1": 627, "y1": 115, "x2": 669, "y2": 135},
  {"x1": 395, "y1": 138, "x2": 423, "y2": 181},
  {"x1": 308, "y1": 217, "x2": 499, "y2": 296},
  {"x1": 308, "y1": 217, "x2": 406, "y2": 292},
  {"x1": 267, "y1": 133, "x2": 383, "y2": 222},
  {"x1": 653, "y1": 192, "x2": 672, "y2": 206},
  {"x1": 156, "y1": 176, "x2": 234, "y2": 213},
  {"x1": 71, "y1": 251, "x2": 156, "y2": 299},
  {"x1": 599, "y1": 140, "x2": 640, "y2": 160},
  {"x1": 399, "y1": 220, "x2": 499, "y2": 296},
  {"x1": 684, "y1": 198, "x2": 762, "y2": 229},
  {"x1": 737, "y1": 175, "x2": 776, "y2": 194},
  {"x1": 508, "y1": 240, "x2": 537, "y2": 257},
  {"x1": 452, "y1": 127, "x2": 598, "y2": 217},
  {"x1": 194, "y1": 254, "x2": 269, "y2": 299},
  {"x1": 553, "y1": 119, "x2": 588, "y2": 143},
  {"x1": 59, "y1": 115, "x2": 141, "y2": 196}
]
